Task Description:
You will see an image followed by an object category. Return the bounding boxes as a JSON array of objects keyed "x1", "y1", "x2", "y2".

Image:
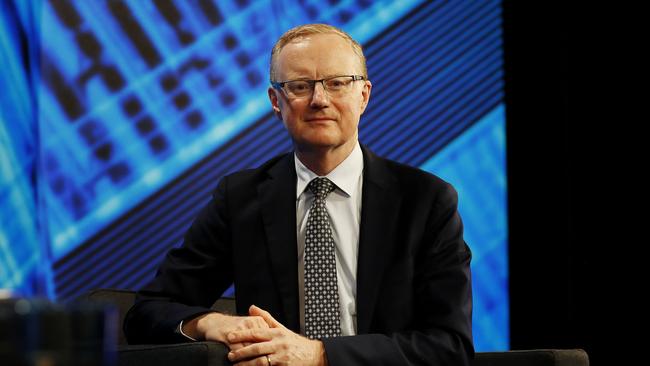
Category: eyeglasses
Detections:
[{"x1": 271, "y1": 75, "x2": 365, "y2": 98}]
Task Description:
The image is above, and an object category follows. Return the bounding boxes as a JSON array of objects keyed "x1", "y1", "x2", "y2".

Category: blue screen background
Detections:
[{"x1": 1, "y1": 0, "x2": 507, "y2": 350}]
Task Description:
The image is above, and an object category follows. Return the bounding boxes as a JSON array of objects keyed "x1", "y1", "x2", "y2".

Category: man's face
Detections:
[{"x1": 268, "y1": 33, "x2": 372, "y2": 152}]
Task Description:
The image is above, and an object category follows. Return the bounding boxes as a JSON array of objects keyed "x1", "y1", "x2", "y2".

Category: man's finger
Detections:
[
  {"x1": 249, "y1": 305, "x2": 286, "y2": 329},
  {"x1": 227, "y1": 328, "x2": 274, "y2": 344},
  {"x1": 227, "y1": 341, "x2": 273, "y2": 363},
  {"x1": 238, "y1": 315, "x2": 269, "y2": 330},
  {"x1": 227, "y1": 342, "x2": 251, "y2": 351},
  {"x1": 232, "y1": 356, "x2": 272, "y2": 366}
]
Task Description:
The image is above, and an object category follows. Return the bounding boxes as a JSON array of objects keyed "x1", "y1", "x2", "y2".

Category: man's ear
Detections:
[
  {"x1": 268, "y1": 87, "x2": 282, "y2": 118},
  {"x1": 360, "y1": 80, "x2": 372, "y2": 115}
]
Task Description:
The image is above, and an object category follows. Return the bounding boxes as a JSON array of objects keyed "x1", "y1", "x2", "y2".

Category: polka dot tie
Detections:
[{"x1": 304, "y1": 177, "x2": 341, "y2": 339}]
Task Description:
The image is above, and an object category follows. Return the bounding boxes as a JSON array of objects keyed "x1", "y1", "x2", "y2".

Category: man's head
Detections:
[
  {"x1": 269, "y1": 24, "x2": 368, "y2": 81},
  {"x1": 268, "y1": 24, "x2": 372, "y2": 155}
]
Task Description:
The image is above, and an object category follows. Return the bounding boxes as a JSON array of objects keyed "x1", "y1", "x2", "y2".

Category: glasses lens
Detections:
[
  {"x1": 282, "y1": 76, "x2": 359, "y2": 98},
  {"x1": 285, "y1": 81, "x2": 312, "y2": 97},
  {"x1": 324, "y1": 76, "x2": 353, "y2": 92}
]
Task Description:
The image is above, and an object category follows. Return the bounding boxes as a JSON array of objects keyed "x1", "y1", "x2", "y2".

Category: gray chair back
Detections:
[
  {"x1": 473, "y1": 349, "x2": 589, "y2": 366},
  {"x1": 82, "y1": 288, "x2": 235, "y2": 346}
]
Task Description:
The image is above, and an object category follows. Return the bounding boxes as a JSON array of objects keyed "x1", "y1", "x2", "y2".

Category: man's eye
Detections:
[
  {"x1": 289, "y1": 82, "x2": 310, "y2": 91},
  {"x1": 328, "y1": 78, "x2": 353, "y2": 90},
  {"x1": 328, "y1": 80, "x2": 346, "y2": 88}
]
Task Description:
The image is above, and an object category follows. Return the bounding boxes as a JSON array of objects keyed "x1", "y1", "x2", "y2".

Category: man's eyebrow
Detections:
[{"x1": 284, "y1": 74, "x2": 350, "y2": 81}]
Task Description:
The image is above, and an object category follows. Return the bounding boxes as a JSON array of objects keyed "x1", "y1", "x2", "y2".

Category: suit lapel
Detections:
[
  {"x1": 356, "y1": 147, "x2": 402, "y2": 334},
  {"x1": 257, "y1": 154, "x2": 300, "y2": 332}
]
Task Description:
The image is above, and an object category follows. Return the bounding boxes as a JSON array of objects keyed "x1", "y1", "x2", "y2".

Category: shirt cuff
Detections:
[{"x1": 176, "y1": 319, "x2": 198, "y2": 341}]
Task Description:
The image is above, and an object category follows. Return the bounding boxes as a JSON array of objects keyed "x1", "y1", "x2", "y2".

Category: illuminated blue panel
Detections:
[
  {"x1": 421, "y1": 104, "x2": 509, "y2": 351},
  {"x1": 0, "y1": 0, "x2": 51, "y2": 297},
  {"x1": 37, "y1": 0, "x2": 423, "y2": 260}
]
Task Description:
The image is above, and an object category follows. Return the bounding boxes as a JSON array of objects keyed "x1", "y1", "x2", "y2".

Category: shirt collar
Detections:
[{"x1": 295, "y1": 142, "x2": 364, "y2": 199}]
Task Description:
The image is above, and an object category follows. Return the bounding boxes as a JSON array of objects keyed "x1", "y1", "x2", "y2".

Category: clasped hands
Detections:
[{"x1": 183, "y1": 305, "x2": 327, "y2": 366}]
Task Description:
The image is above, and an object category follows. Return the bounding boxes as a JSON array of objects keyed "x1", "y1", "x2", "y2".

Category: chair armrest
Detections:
[
  {"x1": 118, "y1": 342, "x2": 231, "y2": 366},
  {"x1": 473, "y1": 349, "x2": 589, "y2": 366}
]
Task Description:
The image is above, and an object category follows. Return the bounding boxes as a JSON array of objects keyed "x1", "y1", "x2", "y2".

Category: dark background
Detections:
[{"x1": 503, "y1": 1, "x2": 612, "y2": 365}]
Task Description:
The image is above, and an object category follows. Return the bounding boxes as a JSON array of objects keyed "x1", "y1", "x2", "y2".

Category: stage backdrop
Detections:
[{"x1": 0, "y1": 0, "x2": 508, "y2": 351}]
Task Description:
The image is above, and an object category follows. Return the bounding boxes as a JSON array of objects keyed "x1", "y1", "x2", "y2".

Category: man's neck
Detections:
[{"x1": 295, "y1": 140, "x2": 357, "y2": 176}]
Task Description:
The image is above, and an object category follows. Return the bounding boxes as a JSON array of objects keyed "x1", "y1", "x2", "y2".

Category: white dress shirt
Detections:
[{"x1": 295, "y1": 142, "x2": 364, "y2": 336}]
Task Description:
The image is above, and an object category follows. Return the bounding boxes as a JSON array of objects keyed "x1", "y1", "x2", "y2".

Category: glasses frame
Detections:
[{"x1": 271, "y1": 75, "x2": 365, "y2": 98}]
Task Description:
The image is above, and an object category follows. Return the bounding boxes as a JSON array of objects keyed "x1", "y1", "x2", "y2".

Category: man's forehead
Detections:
[
  {"x1": 281, "y1": 33, "x2": 353, "y2": 53},
  {"x1": 275, "y1": 33, "x2": 360, "y2": 77}
]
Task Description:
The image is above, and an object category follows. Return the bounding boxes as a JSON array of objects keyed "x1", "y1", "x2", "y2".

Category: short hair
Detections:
[{"x1": 269, "y1": 23, "x2": 368, "y2": 82}]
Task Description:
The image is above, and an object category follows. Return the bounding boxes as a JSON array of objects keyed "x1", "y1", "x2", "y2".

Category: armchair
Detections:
[{"x1": 82, "y1": 289, "x2": 589, "y2": 366}]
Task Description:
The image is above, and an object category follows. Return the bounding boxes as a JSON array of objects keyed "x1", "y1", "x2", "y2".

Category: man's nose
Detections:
[{"x1": 310, "y1": 81, "x2": 330, "y2": 107}]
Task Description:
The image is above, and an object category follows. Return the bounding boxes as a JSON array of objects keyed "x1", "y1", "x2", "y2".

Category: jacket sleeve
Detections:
[
  {"x1": 322, "y1": 182, "x2": 474, "y2": 365},
  {"x1": 123, "y1": 176, "x2": 233, "y2": 344}
]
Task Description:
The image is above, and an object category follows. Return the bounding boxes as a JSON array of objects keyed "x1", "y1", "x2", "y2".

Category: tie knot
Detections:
[{"x1": 308, "y1": 177, "x2": 335, "y2": 198}]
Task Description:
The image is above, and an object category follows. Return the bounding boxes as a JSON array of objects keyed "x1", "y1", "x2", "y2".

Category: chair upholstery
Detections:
[
  {"x1": 473, "y1": 349, "x2": 589, "y2": 366},
  {"x1": 118, "y1": 342, "x2": 229, "y2": 366},
  {"x1": 81, "y1": 288, "x2": 235, "y2": 366},
  {"x1": 82, "y1": 288, "x2": 236, "y2": 346},
  {"x1": 81, "y1": 288, "x2": 589, "y2": 366}
]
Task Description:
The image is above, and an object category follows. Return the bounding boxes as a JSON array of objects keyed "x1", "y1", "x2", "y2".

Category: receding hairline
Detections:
[{"x1": 270, "y1": 24, "x2": 368, "y2": 81}]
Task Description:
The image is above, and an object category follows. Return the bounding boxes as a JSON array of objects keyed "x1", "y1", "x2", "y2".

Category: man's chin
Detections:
[
  {"x1": 295, "y1": 137, "x2": 342, "y2": 150},
  {"x1": 293, "y1": 135, "x2": 360, "y2": 154}
]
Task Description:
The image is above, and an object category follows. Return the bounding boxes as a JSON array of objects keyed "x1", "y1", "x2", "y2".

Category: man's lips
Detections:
[{"x1": 305, "y1": 117, "x2": 336, "y2": 122}]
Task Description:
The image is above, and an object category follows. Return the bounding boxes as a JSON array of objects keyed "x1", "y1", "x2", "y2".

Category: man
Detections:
[{"x1": 125, "y1": 24, "x2": 473, "y2": 365}]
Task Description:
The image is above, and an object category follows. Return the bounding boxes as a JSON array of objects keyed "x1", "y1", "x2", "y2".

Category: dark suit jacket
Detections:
[{"x1": 124, "y1": 146, "x2": 473, "y2": 365}]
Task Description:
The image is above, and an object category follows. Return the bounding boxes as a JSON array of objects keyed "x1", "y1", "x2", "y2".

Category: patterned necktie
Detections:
[{"x1": 304, "y1": 177, "x2": 342, "y2": 339}]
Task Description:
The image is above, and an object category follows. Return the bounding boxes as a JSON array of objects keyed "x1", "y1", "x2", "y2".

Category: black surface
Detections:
[{"x1": 503, "y1": 0, "x2": 603, "y2": 364}]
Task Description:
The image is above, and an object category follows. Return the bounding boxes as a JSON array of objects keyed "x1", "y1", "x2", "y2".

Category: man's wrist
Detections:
[
  {"x1": 313, "y1": 340, "x2": 328, "y2": 366},
  {"x1": 182, "y1": 312, "x2": 217, "y2": 341}
]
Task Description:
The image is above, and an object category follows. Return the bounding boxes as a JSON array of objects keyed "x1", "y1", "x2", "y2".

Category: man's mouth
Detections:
[{"x1": 305, "y1": 117, "x2": 335, "y2": 122}]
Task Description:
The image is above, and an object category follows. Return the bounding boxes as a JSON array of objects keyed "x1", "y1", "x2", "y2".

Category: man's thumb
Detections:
[{"x1": 249, "y1": 304, "x2": 285, "y2": 329}]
